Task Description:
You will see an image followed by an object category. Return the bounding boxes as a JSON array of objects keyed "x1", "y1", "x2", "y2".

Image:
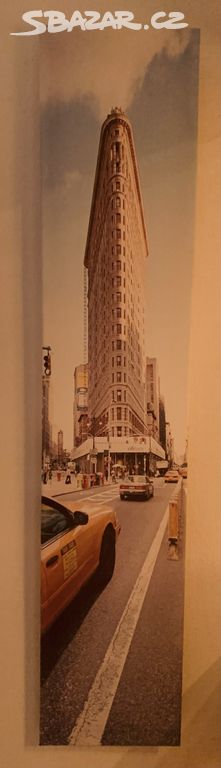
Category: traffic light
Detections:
[{"x1": 43, "y1": 352, "x2": 51, "y2": 376}]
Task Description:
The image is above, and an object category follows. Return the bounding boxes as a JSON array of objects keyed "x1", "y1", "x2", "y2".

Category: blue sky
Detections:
[{"x1": 41, "y1": 28, "x2": 199, "y2": 454}]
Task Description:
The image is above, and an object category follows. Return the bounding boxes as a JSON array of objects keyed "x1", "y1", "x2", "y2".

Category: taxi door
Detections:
[{"x1": 41, "y1": 505, "x2": 97, "y2": 632}]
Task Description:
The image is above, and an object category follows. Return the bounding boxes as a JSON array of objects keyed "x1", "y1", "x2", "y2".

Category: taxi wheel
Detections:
[{"x1": 98, "y1": 528, "x2": 116, "y2": 585}]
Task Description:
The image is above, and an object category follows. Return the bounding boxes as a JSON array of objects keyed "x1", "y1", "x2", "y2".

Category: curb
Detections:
[{"x1": 42, "y1": 481, "x2": 114, "y2": 498}]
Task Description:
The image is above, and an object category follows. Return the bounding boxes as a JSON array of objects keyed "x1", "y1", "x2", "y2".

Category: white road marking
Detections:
[
  {"x1": 83, "y1": 489, "x2": 120, "y2": 505},
  {"x1": 69, "y1": 504, "x2": 169, "y2": 746}
]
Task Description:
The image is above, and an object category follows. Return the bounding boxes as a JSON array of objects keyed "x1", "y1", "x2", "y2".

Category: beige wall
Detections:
[{"x1": 0, "y1": 3, "x2": 220, "y2": 768}]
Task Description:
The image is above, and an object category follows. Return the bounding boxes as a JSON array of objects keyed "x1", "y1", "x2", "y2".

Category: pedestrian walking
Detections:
[{"x1": 65, "y1": 468, "x2": 71, "y2": 484}]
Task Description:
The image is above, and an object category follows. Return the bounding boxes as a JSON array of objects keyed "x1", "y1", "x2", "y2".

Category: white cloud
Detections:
[{"x1": 40, "y1": 27, "x2": 191, "y2": 117}]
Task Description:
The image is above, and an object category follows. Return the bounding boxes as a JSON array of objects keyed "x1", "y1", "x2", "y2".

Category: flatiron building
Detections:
[{"x1": 84, "y1": 107, "x2": 148, "y2": 440}]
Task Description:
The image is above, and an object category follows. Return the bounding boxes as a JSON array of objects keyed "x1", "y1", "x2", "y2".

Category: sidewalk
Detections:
[
  {"x1": 42, "y1": 476, "x2": 78, "y2": 497},
  {"x1": 41, "y1": 474, "x2": 112, "y2": 498}
]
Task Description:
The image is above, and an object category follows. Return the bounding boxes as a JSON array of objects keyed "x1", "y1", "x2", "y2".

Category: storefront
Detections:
[{"x1": 73, "y1": 435, "x2": 165, "y2": 477}]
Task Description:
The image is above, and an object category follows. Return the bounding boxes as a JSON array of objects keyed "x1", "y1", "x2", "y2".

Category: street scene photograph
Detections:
[{"x1": 40, "y1": 24, "x2": 199, "y2": 746}]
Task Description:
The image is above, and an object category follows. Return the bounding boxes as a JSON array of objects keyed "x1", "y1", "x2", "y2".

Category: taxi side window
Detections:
[{"x1": 41, "y1": 507, "x2": 71, "y2": 544}]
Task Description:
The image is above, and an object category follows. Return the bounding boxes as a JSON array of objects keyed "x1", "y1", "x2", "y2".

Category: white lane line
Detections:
[
  {"x1": 79, "y1": 488, "x2": 119, "y2": 501},
  {"x1": 83, "y1": 492, "x2": 120, "y2": 505},
  {"x1": 69, "y1": 505, "x2": 169, "y2": 746}
]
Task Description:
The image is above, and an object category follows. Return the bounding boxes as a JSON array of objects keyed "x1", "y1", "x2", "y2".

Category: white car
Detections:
[{"x1": 119, "y1": 475, "x2": 154, "y2": 501}]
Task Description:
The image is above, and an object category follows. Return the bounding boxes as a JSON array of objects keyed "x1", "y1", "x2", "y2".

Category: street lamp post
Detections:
[
  {"x1": 107, "y1": 430, "x2": 111, "y2": 483},
  {"x1": 104, "y1": 412, "x2": 111, "y2": 484},
  {"x1": 147, "y1": 403, "x2": 156, "y2": 476},
  {"x1": 87, "y1": 416, "x2": 102, "y2": 473},
  {"x1": 107, "y1": 398, "x2": 116, "y2": 483}
]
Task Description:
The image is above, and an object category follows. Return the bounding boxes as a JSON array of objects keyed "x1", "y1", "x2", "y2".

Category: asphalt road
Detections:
[{"x1": 40, "y1": 480, "x2": 185, "y2": 746}]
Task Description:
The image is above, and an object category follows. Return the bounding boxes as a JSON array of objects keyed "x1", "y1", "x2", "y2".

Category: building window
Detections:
[
  {"x1": 124, "y1": 390, "x2": 126, "y2": 401},
  {"x1": 117, "y1": 276, "x2": 121, "y2": 287},
  {"x1": 112, "y1": 427, "x2": 114, "y2": 436},
  {"x1": 112, "y1": 408, "x2": 114, "y2": 420},
  {"x1": 112, "y1": 357, "x2": 114, "y2": 367},
  {"x1": 112, "y1": 391, "x2": 115, "y2": 401},
  {"x1": 124, "y1": 373, "x2": 126, "y2": 382},
  {"x1": 117, "y1": 356, "x2": 121, "y2": 366},
  {"x1": 117, "y1": 426, "x2": 122, "y2": 436},
  {"x1": 124, "y1": 408, "x2": 127, "y2": 419},
  {"x1": 124, "y1": 426, "x2": 127, "y2": 435},
  {"x1": 117, "y1": 324, "x2": 122, "y2": 334},
  {"x1": 116, "y1": 243, "x2": 121, "y2": 255},
  {"x1": 112, "y1": 341, "x2": 114, "y2": 350},
  {"x1": 116, "y1": 292, "x2": 121, "y2": 302},
  {"x1": 116, "y1": 181, "x2": 120, "y2": 190},
  {"x1": 117, "y1": 339, "x2": 122, "y2": 350},
  {"x1": 117, "y1": 306, "x2": 121, "y2": 318},
  {"x1": 117, "y1": 407, "x2": 122, "y2": 421},
  {"x1": 117, "y1": 371, "x2": 122, "y2": 382},
  {"x1": 117, "y1": 390, "x2": 122, "y2": 402},
  {"x1": 112, "y1": 373, "x2": 114, "y2": 382},
  {"x1": 116, "y1": 229, "x2": 121, "y2": 239},
  {"x1": 116, "y1": 196, "x2": 121, "y2": 207}
]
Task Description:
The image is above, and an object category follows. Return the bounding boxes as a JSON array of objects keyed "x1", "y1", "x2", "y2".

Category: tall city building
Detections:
[
  {"x1": 146, "y1": 357, "x2": 160, "y2": 439},
  {"x1": 57, "y1": 429, "x2": 64, "y2": 464},
  {"x1": 84, "y1": 107, "x2": 148, "y2": 440},
  {"x1": 159, "y1": 394, "x2": 166, "y2": 451},
  {"x1": 73, "y1": 364, "x2": 88, "y2": 447},
  {"x1": 166, "y1": 421, "x2": 174, "y2": 466}
]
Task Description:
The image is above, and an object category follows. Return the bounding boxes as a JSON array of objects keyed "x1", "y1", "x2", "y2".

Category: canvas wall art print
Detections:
[{"x1": 38, "y1": 10, "x2": 200, "y2": 746}]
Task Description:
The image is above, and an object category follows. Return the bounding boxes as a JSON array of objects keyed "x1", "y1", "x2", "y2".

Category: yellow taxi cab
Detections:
[
  {"x1": 41, "y1": 496, "x2": 121, "y2": 633},
  {"x1": 179, "y1": 466, "x2": 188, "y2": 479},
  {"x1": 164, "y1": 469, "x2": 179, "y2": 483}
]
